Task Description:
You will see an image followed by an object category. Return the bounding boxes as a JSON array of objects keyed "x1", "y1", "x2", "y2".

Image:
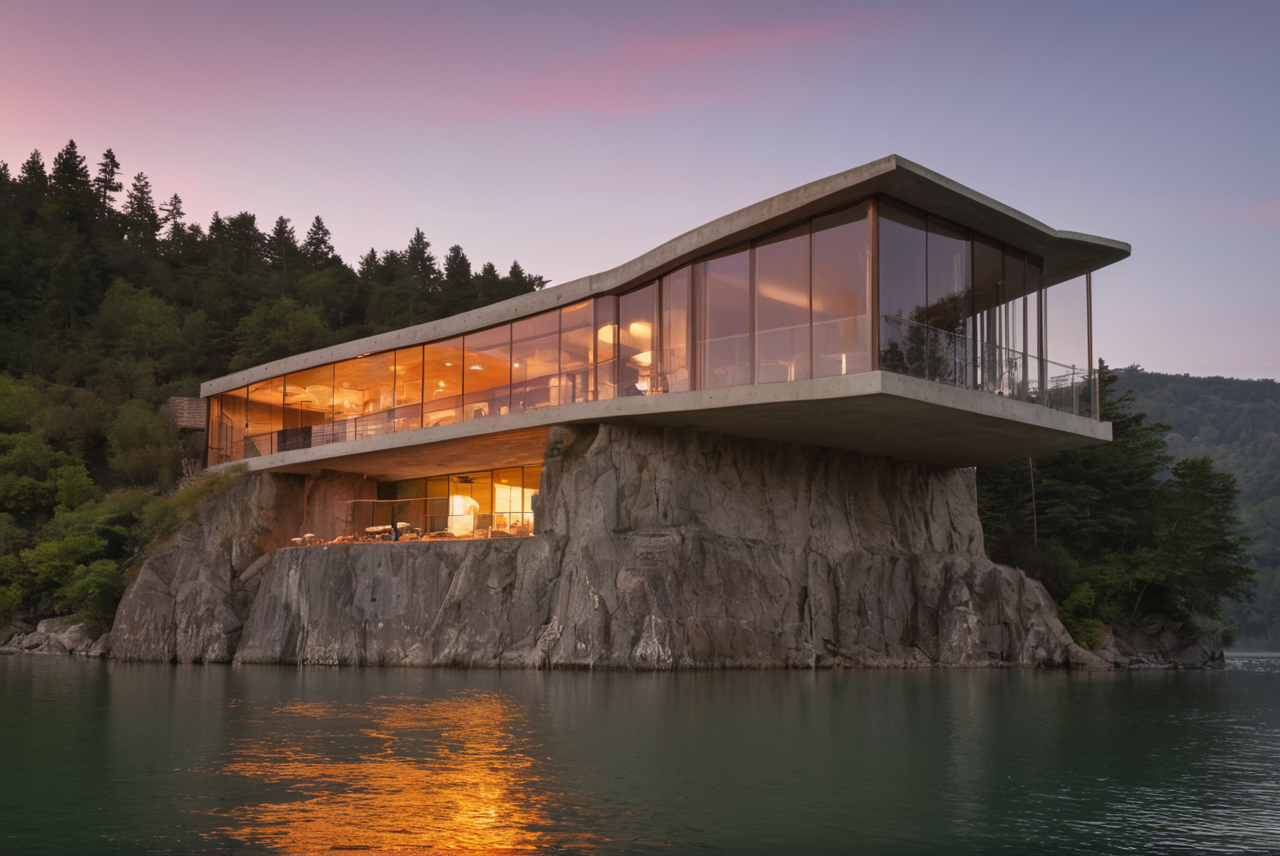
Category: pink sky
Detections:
[{"x1": 2, "y1": 0, "x2": 1278, "y2": 379}]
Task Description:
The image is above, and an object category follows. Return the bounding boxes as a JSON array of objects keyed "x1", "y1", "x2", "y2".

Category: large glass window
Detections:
[
  {"x1": 1044, "y1": 276, "x2": 1090, "y2": 416},
  {"x1": 696, "y1": 249, "x2": 750, "y2": 389},
  {"x1": 594, "y1": 296, "x2": 618, "y2": 401},
  {"x1": 971, "y1": 235, "x2": 1004, "y2": 392},
  {"x1": 1026, "y1": 256, "x2": 1045, "y2": 397},
  {"x1": 283, "y1": 364, "x2": 335, "y2": 449},
  {"x1": 812, "y1": 203, "x2": 869, "y2": 377},
  {"x1": 1000, "y1": 250, "x2": 1027, "y2": 399},
  {"x1": 878, "y1": 201, "x2": 928, "y2": 378},
  {"x1": 462, "y1": 326, "x2": 511, "y2": 420},
  {"x1": 559, "y1": 300, "x2": 594, "y2": 404},
  {"x1": 448, "y1": 470, "x2": 493, "y2": 537},
  {"x1": 423, "y1": 337, "x2": 463, "y2": 427},
  {"x1": 211, "y1": 390, "x2": 246, "y2": 464},
  {"x1": 660, "y1": 267, "x2": 692, "y2": 393},
  {"x1": 925, "y1": 217, "x2": 971, "y2": 386},
  {"x1": 512, "y1": 311, "x2": 560, "y2": 412},
  {"x1": 333, "y1": 352, "x2": 396, "y2": 441},
  {"x1": 754, "y1": 225, "x2": 810, "y2": 384},
  {"x1": 618, "y1": 284, "x2": 657, "y2": 396},
  {"x1": 393, "y1": 346, "x2": 424, "y2": 432},
  {"x1": 246, "y1": 378, "x2": 283, "y2": 457}
]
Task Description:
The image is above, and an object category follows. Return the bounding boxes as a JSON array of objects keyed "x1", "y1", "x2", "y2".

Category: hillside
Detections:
[{"x1": 1118, "y1": 366, "x2": 1280, "y2": 648}]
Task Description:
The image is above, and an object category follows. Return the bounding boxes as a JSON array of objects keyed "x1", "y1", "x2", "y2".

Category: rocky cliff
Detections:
[{"x1": 104, "y1": 424, "x2": 1110, "y2": 669}]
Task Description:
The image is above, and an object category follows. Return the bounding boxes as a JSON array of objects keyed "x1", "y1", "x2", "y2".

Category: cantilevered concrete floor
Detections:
[{"x1": 222, "y1": 372, "x2": 1109, "y2": 481}]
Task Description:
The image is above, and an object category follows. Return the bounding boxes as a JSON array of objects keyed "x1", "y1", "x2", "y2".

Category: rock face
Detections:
[
  {"x1": 108, "y1": 474, "x2": 306, "y2": 663},
  {"x1": 111, "y1": 424, "x2": 1096, "y2": 668}
]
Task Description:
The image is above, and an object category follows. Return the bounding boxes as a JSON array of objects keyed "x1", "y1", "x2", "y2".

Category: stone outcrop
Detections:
[
  {"x1": 106, "y1": 423, "x2": 1112, "y2": 669},
  {"x1": 107, "y1": 473, "x2": 306, "y2": 663},
  {"x1": 1093, "y1": 625, "x2": 1225, "y2": 669},
  {"x1": 0, "y1": 615, "x2": 107, "y2": 656}
]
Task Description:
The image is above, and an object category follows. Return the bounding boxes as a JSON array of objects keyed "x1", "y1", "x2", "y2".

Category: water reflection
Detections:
[{"x1": 218, "y1": 691, "x2": 595, "y2": 853}]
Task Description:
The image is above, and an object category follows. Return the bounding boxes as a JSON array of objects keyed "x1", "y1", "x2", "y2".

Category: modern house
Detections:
[{"x1": 199, "y1": 155, "x2": 1128, "y2": 543}]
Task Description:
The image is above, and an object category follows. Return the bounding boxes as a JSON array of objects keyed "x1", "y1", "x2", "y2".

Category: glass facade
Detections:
[
  {"x1": 207, "y1": 195, "x2": 1097, "y2": 465},
  {"x1": 340, "y1": 464, "x2": 542, "y2": 542}
]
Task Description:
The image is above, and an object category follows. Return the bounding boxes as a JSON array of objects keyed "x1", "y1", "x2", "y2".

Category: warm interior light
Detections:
[
  {"x1": 444, "y1": 362, "x2": 452, "y2": 367},
  {"x1": 628, "y1": 321, "x2": 652, "y2": 339},
  {"x1": 632, "y1": 351, "x2": 652, "y2": 367},
  {"x1": 513, "y1": 362, "x2": 520, "y2": 368},
  {"x1": 469, "y1": 365, "x2": 482, "y2": 370},
  {"x1": 438, "y1": 381, "x2": 446, "y2": 388},
  {"x1": 598, "y1": 326, "x2": 615, "y2": 344}
]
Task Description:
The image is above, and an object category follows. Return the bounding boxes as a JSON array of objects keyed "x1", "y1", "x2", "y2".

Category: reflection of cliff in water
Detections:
[{"x1": 216, "y1": 691, "x2": 598, "y2": 853}]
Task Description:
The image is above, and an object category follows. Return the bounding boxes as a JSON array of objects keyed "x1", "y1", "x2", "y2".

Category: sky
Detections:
[{"x1": 2, "y1": 0, "x2": 1278, "y2": 379}]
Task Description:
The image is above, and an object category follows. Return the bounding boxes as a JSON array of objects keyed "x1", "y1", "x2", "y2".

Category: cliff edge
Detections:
[{"x1": 107, "y1": 424, "x2": 1109, "y2": 668}]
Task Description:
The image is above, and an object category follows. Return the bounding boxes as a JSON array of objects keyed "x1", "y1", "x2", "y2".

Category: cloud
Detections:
[{"x1": 449, "y1": 16, "x2": 886, "y2": 121}]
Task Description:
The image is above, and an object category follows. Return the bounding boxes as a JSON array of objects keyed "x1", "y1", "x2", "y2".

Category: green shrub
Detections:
[{"x1": 136, "y1": 464, "x2": 248, "y2": 546}]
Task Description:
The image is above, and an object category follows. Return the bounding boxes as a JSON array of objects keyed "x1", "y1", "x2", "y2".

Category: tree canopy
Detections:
[
  {"x1": 978, "y1": 363, "x2": 1254, "y2": 648},
  {"x1": 0, "y1": 139, "x2": 547, "y2": 625}
]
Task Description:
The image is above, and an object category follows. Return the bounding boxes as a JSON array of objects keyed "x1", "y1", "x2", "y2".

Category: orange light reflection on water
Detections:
[{"x1": 217, "y1": 692, "x2": 597, "y2": 854}]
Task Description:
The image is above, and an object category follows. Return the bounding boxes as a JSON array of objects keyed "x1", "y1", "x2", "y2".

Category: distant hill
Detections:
[{"x1": 1117, "y1": 366, "x2": 1280, "y2": 649}]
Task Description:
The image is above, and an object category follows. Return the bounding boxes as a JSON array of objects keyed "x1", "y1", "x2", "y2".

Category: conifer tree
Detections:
[
  {"x1": 475, "y1": 261, "x2": 503, "y2": 305},
  {"x1": 16, "y1": 150, "x2": 47, "y2": 222},
  {"x1": 440, "y1": 244, "x2": 474, "y2": 318},
  {"x1": 358, "y1": 248, "x2": 379, "y2": 281},
  {"x1": 92, "y1": 149, "x2": 123, "y2": 213},
  {"x1": 267, "y1": 216, "x2": 298, "y2": 280},
  {"x1": 301, "y1": 216, "x2": 336, "y2": 266},
  {"x1": 159, "y1": 194, "x2": 184, "y2": 241},
  {"x1": 122, "y1": 172, "x2": 160, "y2": 245},
  {"x1": 50, "y1": 140, "x2": 95, "y2": 223},
  {"x1": 404, "y1": 228, "x2": 439, "y2": 291}
]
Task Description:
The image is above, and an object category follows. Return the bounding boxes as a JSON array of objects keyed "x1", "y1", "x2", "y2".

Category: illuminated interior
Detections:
[
  {"x1": 328, "y1": 465, "x2": 542, "y2": 543},
  {"x1": 208, "y1": 194, "x2": 1095, "y2": 466}
]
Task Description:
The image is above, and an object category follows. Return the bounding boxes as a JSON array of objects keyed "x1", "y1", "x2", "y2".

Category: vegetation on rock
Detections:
[{"x1": 978, "y1": 363, "x2": 1254, "y2": 648}]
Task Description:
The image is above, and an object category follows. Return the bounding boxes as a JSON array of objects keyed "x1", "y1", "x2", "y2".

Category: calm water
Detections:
[{"x1": 2, "y1": 655, "x2": 1280, "y2": 855}]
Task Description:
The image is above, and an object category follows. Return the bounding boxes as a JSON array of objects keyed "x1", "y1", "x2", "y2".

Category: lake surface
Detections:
[{"x1": 2, "y1": 655, "x2": 1280, "y2": 855}]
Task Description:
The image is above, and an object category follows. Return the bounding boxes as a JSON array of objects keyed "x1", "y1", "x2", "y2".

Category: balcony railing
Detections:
[{"x1": 879, "y1": 315, "x2": 1095, "y2": 419}]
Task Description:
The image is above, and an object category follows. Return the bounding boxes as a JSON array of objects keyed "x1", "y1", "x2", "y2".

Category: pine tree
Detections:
[
  {"x1": 16, "y1": 150, "x2": 47, "y2": 223},
  {"x1": 301, "y1": 216, "x2": 336, "y2": 266},
  {"x1": 358, "y1": 248, "x2": 380, "y2": 281},
  {"x1": 159, "y1": 194, "x2": 184, "y2": 242},
  {"x1": 404, "y1": 228, "x2": 440, "y2": 293},
  {"x1": 440, "y1": 244, "x2": 475, "y2": 318},
  {"x1": 475, "y1": 261, "x2": 503, "y2": 305},
  {"x1": 122, "y1": 172, "x2": 160, "y2": 246},
  {"x1": 267, "y1": 216, "x2": 299, "y2": 284},
  {"x1": 221, "y1": 212, "x2": 266, "y2": 274},
  {"x1": 50, "y1": 140, "x2": 95, "y2": 224},
  {"x1": 92, "y1": 149, "x2": 123, "y2": 213}
]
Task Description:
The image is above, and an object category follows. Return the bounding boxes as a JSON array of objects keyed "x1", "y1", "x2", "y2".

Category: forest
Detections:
[
  {"x1": 1118, "y1": 367, "x2": 1280, "y2": 648},
  {"x1": 977, "y1": 364, "x2": 1259, "y2": 649},
  {"x1": 0, "y1": 140, "x2": 545, "y2": 625}
]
